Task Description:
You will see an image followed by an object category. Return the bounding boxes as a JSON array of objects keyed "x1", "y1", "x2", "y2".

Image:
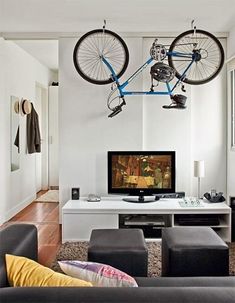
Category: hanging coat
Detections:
[
  {"x1": 27, "y1": 103, "x2": 41, "y2": 153},
  {"x1": 14, "y1": 126, "x2": 20, "y2": 153}
]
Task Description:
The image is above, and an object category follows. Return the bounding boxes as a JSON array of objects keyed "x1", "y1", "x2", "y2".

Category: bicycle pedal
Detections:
[{"x1": 108, "y1": 106, "x2": 122, "y2": 118}]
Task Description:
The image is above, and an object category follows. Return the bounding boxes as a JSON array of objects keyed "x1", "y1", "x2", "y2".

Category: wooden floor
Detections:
[{"x1": 3, "y1": 190, "x2": 61, "y2": 267}]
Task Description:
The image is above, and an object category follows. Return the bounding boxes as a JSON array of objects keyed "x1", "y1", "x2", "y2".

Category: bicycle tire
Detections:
[
  {"x1": 73, "y1": 29, "x2": 129, "y2": 85},
  {"x1": 168, "y1": 29, "x2": 224, "y2": 85}
]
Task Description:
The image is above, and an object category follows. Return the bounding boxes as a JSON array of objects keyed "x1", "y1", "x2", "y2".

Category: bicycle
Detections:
[{"x1": 73, "y1": 23, "x2": 224, "y2": 117}]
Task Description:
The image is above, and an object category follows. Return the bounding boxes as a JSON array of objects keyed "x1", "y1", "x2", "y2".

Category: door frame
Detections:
[{"x1": 35, "y1": 82, "x2": 49, "y2": 191}]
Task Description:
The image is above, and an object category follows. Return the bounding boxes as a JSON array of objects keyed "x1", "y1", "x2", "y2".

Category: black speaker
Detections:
[{"x1": 71, "y1": 188, "x2": 80, "y2": 200}]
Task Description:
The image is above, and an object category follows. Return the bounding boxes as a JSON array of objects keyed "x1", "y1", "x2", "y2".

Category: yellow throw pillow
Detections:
[{"x1": 5, "y1": 254, "x2": 92, "y2": 287}]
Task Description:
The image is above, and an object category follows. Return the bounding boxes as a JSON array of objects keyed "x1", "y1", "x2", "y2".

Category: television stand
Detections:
[
  {"x1": 62, "y1": 197, "x2": 231, "y2": 242},
  {"x1": 123, "y1": 195, "x2": 158, "y2": 203}
]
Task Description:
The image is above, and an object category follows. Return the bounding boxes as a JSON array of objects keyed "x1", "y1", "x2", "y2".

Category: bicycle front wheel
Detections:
[
  {"x1": 168, "y1": 29, "x2": 224, "y2": 85},
  {"x1": 73, "y1": 29, "x2": 129, "y2": 85}
]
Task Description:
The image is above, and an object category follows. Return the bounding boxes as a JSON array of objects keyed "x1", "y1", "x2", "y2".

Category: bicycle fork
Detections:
[{"x1": 102, "y1": 57, "x2": 127, "y2": 117}]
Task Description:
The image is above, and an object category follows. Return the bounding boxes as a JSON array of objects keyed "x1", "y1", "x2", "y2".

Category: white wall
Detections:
[
  {"x1": 227, "y1": 24, "x2": 235, "y2": 59},
  {"x1": 191, "y1": 56, "x2": 227, "y2": 196},
  {"x1": 0, "y1": 38, "x2": 8, "y2": 221},
  {"x1": 0, "y1": 38, "x2": 55, "y2": 224},
  {"x1": 59, "y1": 35, "x2": 227, "y2": 217},
  {"x1": 227, "y1": 65, "x2": 235, "y2": 200},
  {"x1": 227, "y1": 26, "x2": 235, "y2": 201},
  {"x1": 59, "y1": 37, "x2": 144, "y2": 213},
  {"x1": 143, "y1": 38, "x2": 192, "y2": 195}
]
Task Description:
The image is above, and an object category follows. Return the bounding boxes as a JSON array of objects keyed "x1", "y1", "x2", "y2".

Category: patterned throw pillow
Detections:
[{"x1": 59, "y1": 260, "x2": 138, "y2": 287}]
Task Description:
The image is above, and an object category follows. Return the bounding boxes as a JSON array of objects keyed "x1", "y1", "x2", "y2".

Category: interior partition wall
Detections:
[
  {"x1": 227, "y1": 58, "x2": 235, "y2": 200},
  {"x1": 59, "y1": 35, "x2": 227, "y2": 220}
]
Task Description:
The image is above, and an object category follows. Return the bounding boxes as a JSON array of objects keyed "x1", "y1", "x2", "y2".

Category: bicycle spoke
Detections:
[
  {"x1": 169, "y1": 29, "x2": 224, "y2": 84},
  {"x1": 73, "y1": 29, "x2": 129, "y2": 84}
]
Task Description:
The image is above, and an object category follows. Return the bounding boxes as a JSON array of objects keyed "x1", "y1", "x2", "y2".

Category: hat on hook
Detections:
[{"x1": 21, "y1": 99, "x2": 32, "y2": 115}]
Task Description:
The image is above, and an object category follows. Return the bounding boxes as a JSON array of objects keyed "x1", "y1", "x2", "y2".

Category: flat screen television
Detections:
[{"x1": 108, "y1": 151, "x2": 175, "y2": 202}]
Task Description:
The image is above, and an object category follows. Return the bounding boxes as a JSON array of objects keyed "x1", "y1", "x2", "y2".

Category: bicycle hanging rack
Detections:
[{"x1": 73, "y1": 21, "x2": 225, "y2": 118}]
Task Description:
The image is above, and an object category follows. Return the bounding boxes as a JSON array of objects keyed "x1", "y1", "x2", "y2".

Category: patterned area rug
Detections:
[
  {"x1": 51, "y1": 241, "x2": 235, "y2": 277},
  {"x1": 36, "y1": 190, "x2": 59, "y2": 202}
]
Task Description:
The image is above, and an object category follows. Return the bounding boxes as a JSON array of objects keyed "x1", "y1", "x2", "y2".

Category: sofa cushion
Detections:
[
  {"x1": 59, "y1": 260, "x2": 138, "y2": 287},
  {"x1": 5, "y1": 254, "x2": 92, "y2": 287}
]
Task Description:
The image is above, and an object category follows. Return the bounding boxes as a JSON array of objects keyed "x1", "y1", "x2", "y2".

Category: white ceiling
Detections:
[
  {"x1": 2, "y1": 0, "x2": 235, "y2": 71},
  {"x1": 1, "y1": 0, "x2": 235, "y2": 33},
  {"x1": 13, "y1": 40, "x2": 58, "y2": 71}
]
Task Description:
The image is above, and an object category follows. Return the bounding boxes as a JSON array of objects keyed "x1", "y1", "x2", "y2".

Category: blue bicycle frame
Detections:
[{"x1": 102, "y1": 51, "x2": 196, "y2": 98}]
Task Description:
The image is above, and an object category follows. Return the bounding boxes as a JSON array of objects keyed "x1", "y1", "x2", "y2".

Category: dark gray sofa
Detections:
[{"x1": 1, "y1": 224, "x2": 235, "y2": 303}]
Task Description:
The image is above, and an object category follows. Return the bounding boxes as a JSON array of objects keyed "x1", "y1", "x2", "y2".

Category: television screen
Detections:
[{"x1": 108, "y1": 151, "x2": 175, "y2": 199}]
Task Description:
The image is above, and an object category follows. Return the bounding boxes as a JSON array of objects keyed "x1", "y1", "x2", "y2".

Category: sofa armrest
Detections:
[{"x1": 0, "y1": 224, "x2": 38, "y2": 287}]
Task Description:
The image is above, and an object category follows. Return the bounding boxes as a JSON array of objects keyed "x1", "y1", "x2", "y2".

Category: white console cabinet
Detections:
[{"x1": 62, "y1": 197, "x2": 231, "y2": 243}]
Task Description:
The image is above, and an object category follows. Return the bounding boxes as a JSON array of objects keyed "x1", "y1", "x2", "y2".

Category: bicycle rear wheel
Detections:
[
  {"x1": 168, "y1": 29, "x2": 224, "y2": 85},
  {"x1": 73, "y1": 29, "x2": 129, "y2": 85}
]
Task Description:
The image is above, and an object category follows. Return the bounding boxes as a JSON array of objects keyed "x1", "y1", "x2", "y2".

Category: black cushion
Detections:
[
  {"x1": 1, "y1": 224, "x2": 235, "y2": 303},
  {"x1": 162, "y1": 227, "x2": 229, "y2": 277},
  {"x1": 88, "y1": 229, "x2": 148, "y2": 277}
]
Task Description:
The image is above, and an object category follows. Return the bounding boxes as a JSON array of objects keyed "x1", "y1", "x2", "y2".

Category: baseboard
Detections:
[{"x1": 1, "y1": 193, "x2": 36, "y2": 224}]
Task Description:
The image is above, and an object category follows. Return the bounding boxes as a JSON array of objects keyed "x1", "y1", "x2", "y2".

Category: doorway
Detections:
[
  {"x1": 35, "y1": 82, "x2": 59, "y2": 193},
  {"x1": 9, "y1": 39, "x2": 59, "y2": 194},
  {"x1": 48, "y1": 85, "x2": 59, "y2": 189}
]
